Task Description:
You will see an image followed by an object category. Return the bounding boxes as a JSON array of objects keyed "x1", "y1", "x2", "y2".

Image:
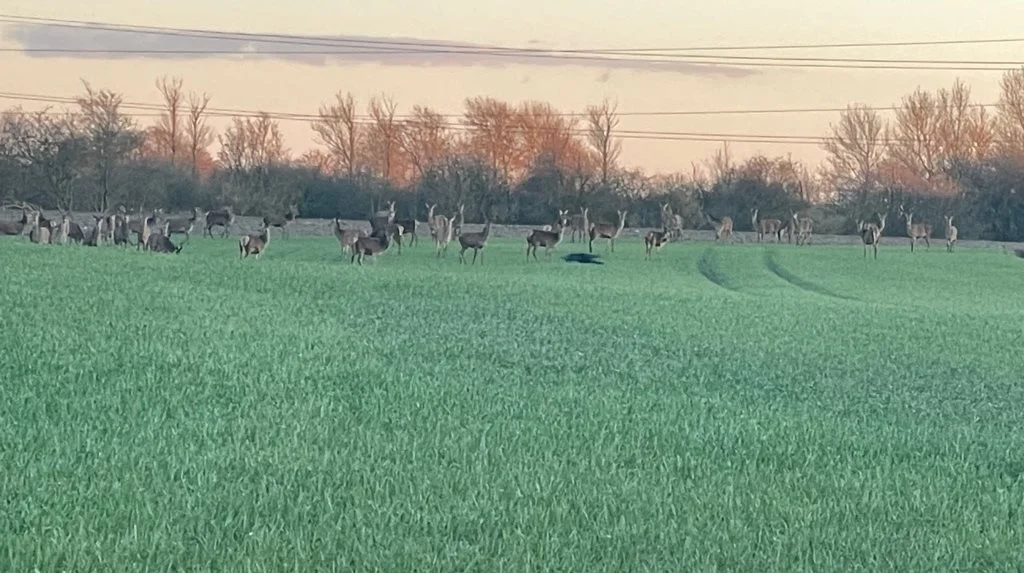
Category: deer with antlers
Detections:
[
  {"x1": 239, "y1": 224, "x2": 270, "y2": 259},
  {"x1": 526, "y1": 211, "x2": 569, "y2": 260},
  {"x1": 944, "y1": 215, "x2": 958, "y2": 253},
  {"x1": 263, "y1": 204, "x2": 299, "y2": 239},
  {"x1": 751, "y1": 208, "x2": 785, "y2": 243},
  {"x1": 791, "y1": 212, "x2": 813, "y2": 246},
  {"x1": 858, "y1": 213, "x2": 886, "y2": 259},
  {"x1": 589, "y1": 210, "x2": 628, "y2": 253},
  {"x1": 899, "y1": 205, "x2": 931, "y2": 252},
  {"x1": 644, "y1": 227, "x2": 671, "y2": 260},
  {"x1": 457, "y1": 217, "x2": 492, "y2": 265}
]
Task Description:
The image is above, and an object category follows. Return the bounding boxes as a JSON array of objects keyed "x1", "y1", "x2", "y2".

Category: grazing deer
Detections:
[
  {"x1": 0, "y1": 205, "x2": 29, "y2": 236},
  {"x1": 457, "y1": 218, "x2": 491, "y2": 264},
  {"x1": 644, "y1": 227, "x2": 671, "y2": 260},
  {"x1": 239, "y1": 224, "x2": 270, "y2": 259},
  {"x1": 263, "y1": 204, "x2": 299, "y2": 238},
  {"x1": 204, "y1": 206, "x2": 235, "y2": 238},
  {"x1": 661, "y1": 203, "x2": 685, "y2": 240},
  {"x1": 588, "y1": 210, "x2": 627, "y2": 253},
  {"x1": 147, "y1": 229, "x2": 186, "y2": 253},
  {"x1": 526, "y1": 212, "x2": 569, "y2": 260},
  {"x1": 751, "y1": 209, "x2": 785, "y2": 243},
  {"x1": 164, "y1": 207, "x2": 201, "y2": 240},
  {"x1": 28, "y1": 211, "x2": 51, "y2": 244},
  {"x1": 351, "y1": 229, "x2": 391, "y2": 265},
  {"x1": 899, "y1": 205, "x2": 931, "y2": 252},
  {"x1": 332, "y1": 218, "x2": 364, "y2": 255},
  {"x1": 568, "y1": 207, "x2": 590, "y2": 243},
  {"x1": 542, "y1": 209, "x2": 571, "y2": 232},
  {"x1": 791, "y1": 212, "x2": 813, "y2": 246},
  {"x1": 944, "y1": 215, "x2": 958, "y2": 253},
  {"x1": 702, "y1": 211, "x2": 733, "y2": 242},
  {"x1": 858, "y1": 213, "x2": 886, "y2": 259}
]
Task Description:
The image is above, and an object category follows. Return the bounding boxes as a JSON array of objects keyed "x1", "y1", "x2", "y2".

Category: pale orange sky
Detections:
[{"x1": 1, "y1": 1, "x2": 1023, "y2": 173}]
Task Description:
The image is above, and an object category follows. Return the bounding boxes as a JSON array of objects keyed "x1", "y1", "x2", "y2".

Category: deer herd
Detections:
[{"x1": 0, "y1": 199, "x2": 963, "y2": 264}]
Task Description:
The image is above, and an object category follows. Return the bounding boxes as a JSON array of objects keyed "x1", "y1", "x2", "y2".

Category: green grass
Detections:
[{"x1": 2, "y1": 235, "x2": 1024, "y2": 571}]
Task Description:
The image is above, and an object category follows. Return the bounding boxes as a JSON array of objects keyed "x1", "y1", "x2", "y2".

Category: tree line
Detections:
[{"x1": 4, "y1": 70, "x2": 1024, "y2": 240}]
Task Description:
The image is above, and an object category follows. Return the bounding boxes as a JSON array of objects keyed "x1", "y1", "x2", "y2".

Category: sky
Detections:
[{"x1": 1, "y1": 1, "x2": 1023, "y2": 174}]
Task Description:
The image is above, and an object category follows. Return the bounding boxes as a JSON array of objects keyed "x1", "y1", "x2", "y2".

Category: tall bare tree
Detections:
[
  {"x1": 996, "y1": 67, "x2": 1024, "y2": 158},
  {"x1": 186, "y1": 91, "x2": 214, "y2": 181},
  {"x1": 312, "y1": 91, "x2": 361, "y2": 177},
  {"x1": 585, "y1": 98, "x2": 621, "y2": 185},
  {"x1": 461, "y1": 96, "x2": 523, "y2": 183},
  {"x1": 0, "y1": 107, "x2": 85, "y2": 209},
  {"x1": 153, "y1": 75, "x2": 184, "y2": 166},
  {"x1": 822, "y1": 104, "x2": 887, "y2": 193},
  {"x1": 218, "y1": 112, "x2": 287, "y2": 209},
  {"x1": 399, "y1": 105, "x2": 450, "y2": 178},
  {"x1": 76, "y1": 81, "x2": 142, "y2": 211},
  {"x1": 365, "y1": 94, "x2": 404, "y2": 183}
]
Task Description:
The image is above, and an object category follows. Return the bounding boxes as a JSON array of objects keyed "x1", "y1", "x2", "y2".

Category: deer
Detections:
[
  {"x1": 791, "y1": 212, "x2": 813, "y2": 246},
  {"x1": 204, "y1": 206, "x2": 235, "y2": 238},
  {"x1": 263, "y1": 204, "x2": 299, "y2": 238},
  {"x1": 351, "y1": 228, "x2": 391, "y2": 265},
  {"x1": 164, "y1": 207, "x2": 201, "y2": 241},
  {"x1": 588, "y1": 210, "x2": 628, "y2": 253},
  {"x1": 568, "y1": 207, "x2": 590, "y2": 243},
  {"x1": 944, "y1": 215, "x2": 958, "y2": 253},
  {"x1": 452, "y1": 203, "x2": 465, "y2": 237},
  {"x1": 147, "y1": 228, "x2": 186, "y2": 254},
  {"x1": 542, "y1": 209, "x2": 571, "y2": 232},
  {"x1": 457, "y1": 218, "x2": 492, "y2": 265},
  {"x1": 751, "y1": 208, "x2": 785, "y2": 243},
  {"x1": 858, "y1": 213, "x2": 886, "y2": 259},
  {"x1": 661, "y1": 203, "x2": 685, "y2": 240},
  {"x1": 898, "y1": 205, "x2": 931, "y2": 252},
  {"x1": 368, "y1": 215, "x2": 404, "y2": 255},
  {"x1": 644, "y1": 227, "x2": 671, "y2": 260},
  {"x1": 373, "y1": 200, "x2": 396, "y2": 222},
  {"x1": 392, "y1": 215, "x2": 417, "y2": 247},
  {"x1": 82, "y1": 215, "x2": 105, "y2": 247},
  {"x1": 0, "y1": 204, "x2": 29, "y2": 236},
  {"x1": 702, "y1": 211, "x2": 733, "y2": 242},
  {"x1": 137, "y1": 213, "x2": 156, "y2": 251},
  {"x1": 526, "y1": 211, "x2": 569, "y2": 260},
  {"x1": 332, "y1": 218, "x2": 364, "y2": 255},
  {"x1": 239, "y1": 224, "x2": 270, "y2": 259},
  {"x1": 433, "y1": 214, "x2": 456, "y2": 258},
  {"x1": 28, "y1": 210, "x2": 51, "y2": 244},
  {"x1": 425, "y1": 203, "x2": 445, "y2": 239},
  {"x1": 112, "y1": 213, "x2": 130, "y2": 247}
]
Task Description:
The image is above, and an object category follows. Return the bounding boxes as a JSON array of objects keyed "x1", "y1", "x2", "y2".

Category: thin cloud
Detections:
[{"x1": 1, "y1": 23, "x2": 757, "y2": 78}]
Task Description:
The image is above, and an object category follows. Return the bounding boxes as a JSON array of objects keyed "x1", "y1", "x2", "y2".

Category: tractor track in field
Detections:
[
  {"x1": 763, "y1": 250, "x2": 858, "y2": 302},
  {"x1": 697, "y1": 248, "x2": 742, "y2": 293}
]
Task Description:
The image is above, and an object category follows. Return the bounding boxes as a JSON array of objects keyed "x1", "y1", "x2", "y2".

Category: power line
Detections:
[{"x1": 2, "y1": 15, "x2": 1023, "y2": 72}]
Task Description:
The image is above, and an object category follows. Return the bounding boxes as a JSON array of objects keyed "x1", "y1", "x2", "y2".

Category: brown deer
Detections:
[
  {"x1": 702, "y1": 211, "x2": 733, "y2": 242},
  {"x1": 351, "y1": 229, "x2": 391, "y2": 265},
  {"x1": 433, "y1": 214, "x2": 456, "y2": 258},
  {"x1": 28, "y1": 210, "x2": 51, "y2": 244},
  {"x1": 526, "y1": 212, "x2": 569, "y2": 260},
  {"x1": 239, "y1": 224, "x2": 270, "y2": 259},
  {"x1": 425, "y1": 203, "x2": 444, "y2": 239},
  {"x1": 589, "y1": 210, "x2": 628, "y2": 253},
  {"x1": 392, "y1": 215, "x2": 417, "y2": 246},
  {"x1": 644, "y1": 227, "x2": 671, "y2": 260},
  {"x1": 164, "y1": 207, "x2": 201, "y2": 240},
  {"x1": 661, "y1": 203, "x2": 684, "y2": 240},
  {"x1": 542, "y1": 209, "x2": 571, "y2": 232},
  {"x1": 751, "y1": 208, "x2": 785, "y2": 243},
  {"x1": 858, "y1": 213, "x2": 886, "y2": 259},
  {"x1": 332, "y1": 218, "x2": 364, "y2": 255},
  {"x1": 83, "y1": 215, "x2": 104, "y2": 247},
  {"x1": 263, "y1": 204, "x2": 299, "y2": 238},
  {"x1": 568, "y1": 207, "x2": 590, "y2": 243},
  {"x1": 112, "y1": 213, "x2": 130, "y2": 247},
  {"x1": 204, "y1": 206, "x2": 235, "y2": 238},
  {"x1": 137, "y1": 213, "x2": 156, "y2": 250},
  {"x1": 147, "y1": 229, "x2": 186, "y2": 254},
  {"x1": 944, "y1": 215, "x2": 958, "y2": 253},
  {"x1": 0, "y1": 205, "x2": 29, "y2": 236},
  {"x1": 457, "y1": 218, "x2": 492, "y2": 264},
  {"x1": 899, "y1": 205, "x2": 931, "y2": 252},
  {"x1": 791, "y1": 212, "x2": 813, "y2": 246},
  {"x1": 452, "y1": 203, "x2": 465, "y2": 237}
]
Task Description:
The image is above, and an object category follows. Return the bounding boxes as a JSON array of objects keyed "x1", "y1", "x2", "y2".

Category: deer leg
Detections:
[
  {"x1": 473, "y1": 248, "x2": 479, "y2": 265},
  {"x1": 924, "y1": 236, "x2": 930, "y2": 249}
]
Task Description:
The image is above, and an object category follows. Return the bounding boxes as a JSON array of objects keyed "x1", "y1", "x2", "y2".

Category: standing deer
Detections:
[
  {"x1": 351, "y1": 229, "x2": 391, "y2": 265},
  {"x1": 858, "y1": 213, "x2": 886, "y2": 259},
  {"x1": 457, "y1": 218, "x2": 491, "y2": 265},
  {"x1": 526, "y1": 212, "x2": 569, "y2": 260},
  {"x1": 644, "y1": 227, "x2": 671, "y2": 260},
  {"x1": 944, "y1": 215, "x2": 958, "y2": 253},
  {"x1": 112, "y1": 213, "x2": 130, "y2": 247},
  {"x1": 542, "y1": 209, "x2": 571, "y2": 232},
  {"x1": 28, "y1": 211, "x2": 50, "y2": 244},
  {"x1": 332, "y1": 218, "x2": 364, "y2": 255},
  {"x1": 898, "y1": 206, "x2": 931, "y2": 252},
  {"x1": 433, "y1": 214, "x2": 456, "y2": 258},
  {"x1": 751, "y1": 208, "x2": 785, "y2": 243},
  {"x1": 137, "y1": 213, "x2": 156, "y2": 250},
  {"x1": 239, "y1": 224, "x2": 270, "y2": 259},
  {"x1": 83, "y1": 215, "x2": 105, "y2": 247},
  {"x1": 791, "y1": 212, "x2": 813, "y2": 246},
  {"x1": 452, "y1": 203, "x2": 465, "y2": 237},
  {"x1": 392, "y1": 215, "x2": 417, "y2": 246},
  {"x1": 263, "y1": 204, "x2": 299, "y2": 238},
  {"x1": 568, "y1": 207, "x2": 590, "y2": 243},
  {"x1": 204, "y1": 206, "x2": 235, "y2": 238},
  {"x1": 164, "y1": 207, "x2": 201, "y2": 240},
  {"x1": 588, "y1": 210, "x2": 628, "y2": 253},
  {"x1": 661, "y1": 203, "x2": 684, "y2": 240}
]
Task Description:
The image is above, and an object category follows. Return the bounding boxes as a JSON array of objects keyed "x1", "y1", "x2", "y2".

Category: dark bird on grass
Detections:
[{"x1": 562, "y1": 252, "x2": 604, "y2": 265}]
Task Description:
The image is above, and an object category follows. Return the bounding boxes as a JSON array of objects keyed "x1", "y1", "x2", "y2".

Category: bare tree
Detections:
[
  {"x1": 822, "y1": 104, "x2": 886, "y2": 192},
  {"x1": 365, "y1": 94, "x2": 405, "y2": 183},
  {"x1": 935, "y1": 79, "x2": 994, "y2": 162},
  {"x1": 0, "y1": 107, "x2": 85, "y2": 209},
  {"x1": 996, "y1": 67, "x2": 1024, "y2": 157},
  {"x1": 312, "y1": 91, "x2": 361, "y2": 177},
  {"x1": 154, "y1": 75, "x2": 184, "y2": 166},
  {"x1": 887, "y1": 87, "x2": 942, "y2": 190},
  {"x1": 585, "y1": 98, "x2": 621, "y2": 185},
  {"x1": 186, "y1": 91, "x2": 214, "y2": 181},
  {"x1": 399, "y1": 105, "x2": 450, "y2": 179},
  {"x1": 218, "y1": 112, "x2": 287, "y2": 209},
  {"x1": 76, "y1": 81, "x2": 142, "y2": 211},
  {"x1": 461, "y1": 96, "x2": 523, "y2": 183}
]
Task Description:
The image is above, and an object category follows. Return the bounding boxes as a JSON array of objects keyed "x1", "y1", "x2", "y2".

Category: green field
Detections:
[{"x1": 3, "y1": 235, "x2": 1024, "y2": 571}]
